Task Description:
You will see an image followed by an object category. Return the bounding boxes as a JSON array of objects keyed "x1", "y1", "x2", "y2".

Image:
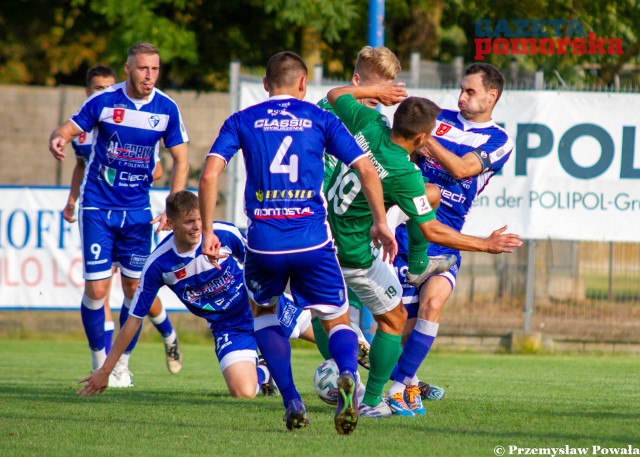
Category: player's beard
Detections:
[{"x1": 129, "y1": 75, "x2": 154, "y2": 99}]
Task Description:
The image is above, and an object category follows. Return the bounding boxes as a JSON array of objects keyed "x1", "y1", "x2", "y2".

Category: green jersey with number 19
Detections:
[{"x1": 326, "y1": 94, "x2": 436, "y2": 269}]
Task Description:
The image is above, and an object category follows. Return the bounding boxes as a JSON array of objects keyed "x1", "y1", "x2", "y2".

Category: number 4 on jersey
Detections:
[{"x1": 270, "y1": 136, "x2": 298, "y2": 183}]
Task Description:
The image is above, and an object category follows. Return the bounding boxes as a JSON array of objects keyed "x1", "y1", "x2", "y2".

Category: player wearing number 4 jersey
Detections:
[
  {"x1": 199, "y1": 51, "x2": 397, "y2": 435},
  {"x1": 325, "y1": 83, "x2": 522, "y2": 417}
]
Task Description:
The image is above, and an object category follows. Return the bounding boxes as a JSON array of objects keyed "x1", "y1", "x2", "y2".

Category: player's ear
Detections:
[
  {"x1": 263, "y1": 77, "x2": 269, "y2": 93},
  {"x1": 165, "y1": 217, "x2": 174, "y2": 231},
  {"x1": 352, "y1": 73, "x2": 361, "y2": 86}
]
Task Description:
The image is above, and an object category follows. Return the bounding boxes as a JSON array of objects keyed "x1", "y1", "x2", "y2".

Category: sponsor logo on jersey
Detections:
[
  {"x1": 436, "y1": 123, "x2": 452, "y2": 136},
  {"x1": 441, "y1": 188, "x2": 467, "y2": 204},
  {"x1": 113, "y1": 108, "x2": 125, "y2": 124},
  {"x1": 106, "y1": 132, "x2": 154, "y2": 166},
  {"x1": 412, "y1": 195, "x2": 433, "y2": 215},
  {"x1": 174, "y1": 268, "x2": 187, "y2": 280},
  {"x1": 182, "y1": 270, "x2": 234, "y2": 305},
  {"x1": 253, "y1": 207, "x2": 314, "y2": 219},
  {"x1": 78, "y1": 132, "x2": 87, "y2": 144},
  {"x1": 119, "y1": 171, "x2": 150, "y2": 183},
  {"x1": 148, "y1": 115, "x2": 160, "y2": 129},
  {"x1": 249, "y1": 279, "x2": 261, "y2": 291},
  {"x1": 253, "y1": 118, "x2": 313, "y2": 131},
  {"x1": 98, "y1": 165, "x2": 116, "y2": 186},
  {"x1": 130, "y1": 254, "x2": 148, "y2": 267},
  {"x1": 256, "y1": 189, "x2": 315, "y2": 201}
]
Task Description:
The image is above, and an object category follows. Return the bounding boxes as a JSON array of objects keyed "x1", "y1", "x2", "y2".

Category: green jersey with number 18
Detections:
[{"x1": 326, "y1": 94, "x2": 436, "y2": 269}]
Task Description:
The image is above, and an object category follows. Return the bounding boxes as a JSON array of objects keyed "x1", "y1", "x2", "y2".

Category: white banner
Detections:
[
  {"x1": 0, "y1": 187, "x2": 187, "y2": 310},
  {"x1": 236, "y1": 83, "x2": 640, "y2": 242}
]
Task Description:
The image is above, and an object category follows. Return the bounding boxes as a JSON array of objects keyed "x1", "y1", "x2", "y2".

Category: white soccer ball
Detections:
[{"x1": 313, "y1": 358, "x2": 365, "y2": 405}]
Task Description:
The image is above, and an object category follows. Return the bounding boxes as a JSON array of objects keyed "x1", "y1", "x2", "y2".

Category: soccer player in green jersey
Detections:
[{"x1": 325, "y1": 83, "x2": 522, "y2": 417}]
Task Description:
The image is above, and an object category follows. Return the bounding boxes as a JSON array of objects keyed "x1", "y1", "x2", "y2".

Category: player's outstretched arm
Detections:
[
  {"x1": 152, "y1": 143, "x2": 190, "y2": 233},
  {"x1": 327, "y1": 82, "x2": 407, "y2": 107},
  {"x1": 49, "y1": 121, "x2": 83, "y2": 161},
  {"x1": 417, "y1": 137, "x2": 483, "y2": 180},
  {"x1": 419, "y1": 219, "x2": 522, "y2": 254},
  {"x1": 76, "y1": 316, "x2": 143, "y2": 397},
  {"x1": 198, "y1": 155, "x2": 227, "y2": 268},
  {"x1": 63, "y1": 158, "x2": 86, "y2": 223},
  {"x1": 351, "y1": 158, "x2": 398, "y2": 263}
]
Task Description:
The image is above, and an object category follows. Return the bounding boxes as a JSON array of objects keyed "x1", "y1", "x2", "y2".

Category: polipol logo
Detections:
[
  {"x1": 148, "y1": 115, "x2": 160, "y2": 129},
  {"x1": 98, "y1": 165, "x2": 116, "y2": 186}
]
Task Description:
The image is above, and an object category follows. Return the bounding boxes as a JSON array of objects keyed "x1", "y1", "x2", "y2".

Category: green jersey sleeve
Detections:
[
  {"x1": 333, "y1": 94, "x2": 380, "y2": 135},
  {"x1": 391, "y1": 171, "x2": 437, "y2": 225}
]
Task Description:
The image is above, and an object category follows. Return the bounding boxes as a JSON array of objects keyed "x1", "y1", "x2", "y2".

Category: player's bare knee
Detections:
[{"x1": 228, "y1": 384, "x2": 257, "y2": 398}]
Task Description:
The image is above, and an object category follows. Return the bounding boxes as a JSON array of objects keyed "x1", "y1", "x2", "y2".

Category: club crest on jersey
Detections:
[
  {"x1": 174, "y1": 268, "x2": 187, "y2": 280},
  {"x1": 113, "y1": 108, "x2": 125, "y2": 124},
  {"x1": 148, "y1": 115, "x2": 160, "y2": 129},
  {"x1": 78, "y1": 132, "x2": 87, "y2": 144},
  {"x1": 436, "y1": 123, "x2": 451, "y2": 136}
]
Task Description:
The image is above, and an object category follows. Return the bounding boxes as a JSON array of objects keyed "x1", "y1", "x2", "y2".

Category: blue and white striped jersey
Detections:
[
  {"x1": 70, "y1": 81, "x2": 188, "y2": 210},
  {"x1": 209, "y1": 95, "x2": 365, "y2": 254},
  {"x1": 71, "y1": 129, "x2": 94, "y2": 161},
  {"x1": 130, "y1": 221, "x2": 250, "y2": 327},
  {"x1": 418, "y1": 109, "x2": 513, "y2": 256}
]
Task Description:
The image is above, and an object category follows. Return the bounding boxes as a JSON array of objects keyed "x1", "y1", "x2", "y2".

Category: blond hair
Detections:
[
  {"x1": 127, "y1": 42, "x2": 159, "y2": 60},
  {"x1": 354, "y1": 46, "x2": 401, "y2": 81}
]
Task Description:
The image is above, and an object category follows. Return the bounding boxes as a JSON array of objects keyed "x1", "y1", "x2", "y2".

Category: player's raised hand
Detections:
[
  {"x1": 49, "y1": 136, "x2": 67, "y2": 161},
  {"x1": 371, "y1": 221, "x2": 398, "y2": 263},
  {"x1": 77, "y1": 368, "x2": 109, "y2": 397},
  {"x1": 376, "y1": 82, "x2": 407, "y2": 106},
  {"x1": 484, "y1": 225, "x2": 522, "y2": 254},
  {"x1": 151, "y1": 211, "x2": 170, "y2": 234},
  {"x1": 202, "y1": 231, "x2": 227, "y2": 269}
]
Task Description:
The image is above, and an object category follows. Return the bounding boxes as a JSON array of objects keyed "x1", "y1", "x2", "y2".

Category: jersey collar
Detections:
[
  {"x1": 456, "y1": 112, "x2": 496, "y2": 130},
  {"x1": 268, "y1": 95, "x2": 297, "y2": 101}
]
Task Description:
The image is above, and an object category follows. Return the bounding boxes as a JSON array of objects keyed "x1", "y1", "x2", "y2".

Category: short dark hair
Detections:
[
  {"x1": 465, "y1": 63, "x2": 505, "y2": 101},
  {"x1": 265, "y1": 51, "x2": 307, "y2": 90},
  {"x1": 85, "y1": 65, "x2": 117, "y2": 88},
  {"x1": 392, "y1": 97, "x2": 441, "y2": 140},
  {"x1": 166, "y1": 190, "x2": 199, "y2": 221}
]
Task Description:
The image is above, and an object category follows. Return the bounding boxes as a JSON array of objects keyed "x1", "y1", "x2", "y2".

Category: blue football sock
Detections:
[
  {"x1": 104, "y1": 321, "x2": 115, "y2": 354},
  {"x1": 80, "y1": 296, "x2": 106, "y2": 352},
  {"x1": 148, "y1": 307, "x2": 174, "y2": 340},
  {"x1": 328, "y1": 324, "x2": 358, "y2": 377},
  {"x1": 254, "y1": 313, "x2": 299, "y2": 406},
  {"x1": 119, "y1": 298, "x2": 142, "y2": 353},
  {"x1": 392, "y1": 319, "x2": 439, "y2": 384}
]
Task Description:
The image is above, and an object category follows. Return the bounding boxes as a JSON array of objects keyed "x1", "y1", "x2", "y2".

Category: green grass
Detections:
[{"x1": 1, "y1": 341, "x2": 638, "y2": 457}]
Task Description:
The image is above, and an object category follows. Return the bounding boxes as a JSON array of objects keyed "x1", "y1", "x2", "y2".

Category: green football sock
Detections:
[
  {"x1": 311, "y1": 316, "x2": 331, "y2": 360},
  {"x1": 363, "y1": 329, "x2": 403, "y2": 406},
  {"x1": 406, "y1": 219, "x2": 430, "y2": 275}
]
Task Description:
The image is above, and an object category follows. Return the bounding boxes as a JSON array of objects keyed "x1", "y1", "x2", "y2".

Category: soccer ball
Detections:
[{"x1": 313, "y1": 358, "x2": 365, "y2": 405}]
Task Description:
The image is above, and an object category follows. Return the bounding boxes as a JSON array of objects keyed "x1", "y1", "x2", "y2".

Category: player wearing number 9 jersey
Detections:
[{"x1": 199, "y1": 51, "x2": 396, "y2": 435}]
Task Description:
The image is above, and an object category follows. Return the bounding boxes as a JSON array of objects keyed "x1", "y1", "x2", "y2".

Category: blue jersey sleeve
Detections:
[
  {"x1": 476, "y1": 129, "x2": 513, "y2": 173},
  {"x1": 209, "y1": 114, "x2": 241, "y2": 163},
  {"x1": 323, "y1": 110, "x2": 365, "y2": 167},
  {"x1": 129, "y1": 262, "x2": 165, "y2": 318},
  {"x1": 162, "y1": 101, "x2": 189, "y2": 148},
  {"x1": 70, "y1": 94, "x2": 103, "y2": 133}
]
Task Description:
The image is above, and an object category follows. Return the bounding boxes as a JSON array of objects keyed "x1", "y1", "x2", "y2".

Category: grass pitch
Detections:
[{"x1": 1, "y1": 340, "x2": 638, "y2": 457}]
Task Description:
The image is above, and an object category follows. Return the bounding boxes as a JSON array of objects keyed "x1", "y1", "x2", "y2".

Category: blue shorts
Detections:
[
  {"x1": 394, "y1": 226, "x2": 461, "y2": 319},
  {"x1": 208, "y1": 296, "x2": 311, "y2": 371},
  {"x1": 79, "y1": 208, "x2": 152, "y2": 280},
  {"x1": 244, "y1": 243, "x2": 347, "y2": 316},
  {"x1": 208, "y1": 319, "x2": 257, "y2": 372}
]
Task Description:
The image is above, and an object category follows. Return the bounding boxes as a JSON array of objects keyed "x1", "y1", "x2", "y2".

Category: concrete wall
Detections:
[{"x1": 0, "y1": 85, "x2": 230, "y2": 194}]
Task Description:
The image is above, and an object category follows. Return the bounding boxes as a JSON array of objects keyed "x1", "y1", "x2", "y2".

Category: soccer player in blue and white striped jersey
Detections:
[
  {"x1": 77, "y1": 191, "x2": 313, "y2": 398},
  {"x1": 390, "y1": 63, "x2": 516, "y2": 412},
  {"x1": 49, "y1": 42, "x2": 189, "y2": 386}
]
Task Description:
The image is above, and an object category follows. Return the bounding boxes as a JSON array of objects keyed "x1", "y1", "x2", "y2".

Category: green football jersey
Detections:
[
  {"x1": 326, "y1": 94, "x2": 436, "y2": 269},
  {"x1": 318, "y1": 97, "x2": 340, "y2": 194}
]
